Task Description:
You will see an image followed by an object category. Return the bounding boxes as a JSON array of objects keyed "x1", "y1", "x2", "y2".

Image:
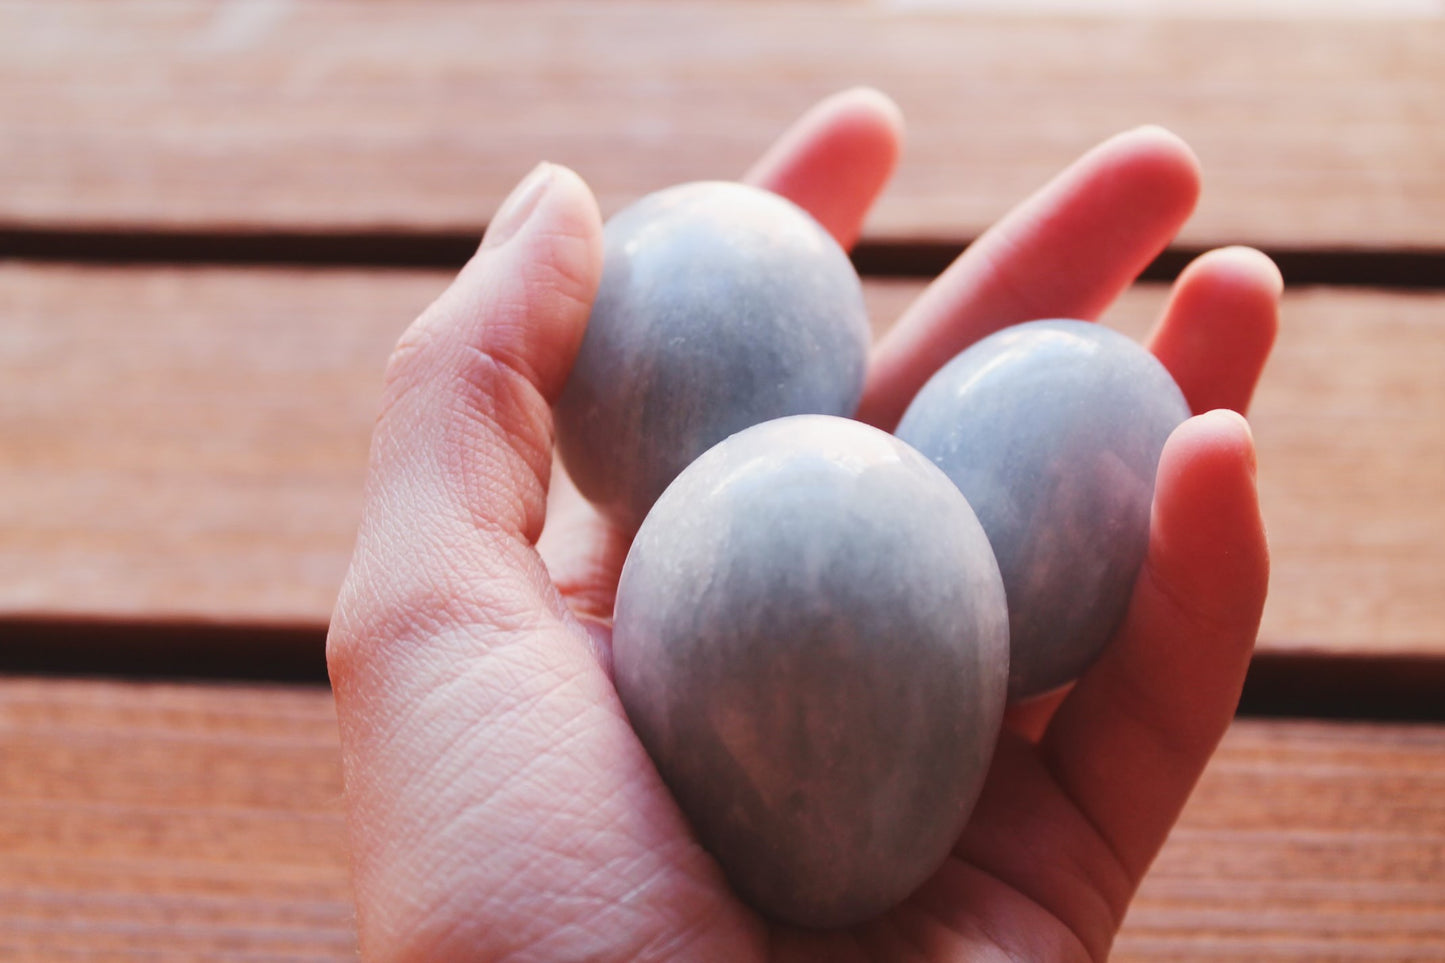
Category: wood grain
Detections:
[
  {"x1": 0, "y1": 677, "x2": 352, "y2": 962},
  {"x1": 1, "y1": 676, "x2": 1441, "y2": 959},
  {"x1": 1, "y1": 1, "x2": 1442, "y2": 249},
  {"x1": 0, "y1": 264, "x2": 436, "y2": 625},
  {"x1": 1118, "y1": 719, "x2": 1445, "y2": 962},
  {"x1": 2, "y1": 265, "x2": 1441, "y2": 658}
]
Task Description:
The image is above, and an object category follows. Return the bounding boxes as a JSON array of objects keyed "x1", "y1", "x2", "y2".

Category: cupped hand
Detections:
[{"x1": 327, "y1": 88, "x2": 1279, "y2": 962}]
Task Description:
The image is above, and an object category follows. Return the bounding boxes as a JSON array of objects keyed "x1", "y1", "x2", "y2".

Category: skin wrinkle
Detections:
[
  {"x1": 331, "y1": 591, "x2": 574, "y2": 855},
  {"x1": 1042, "y1": 642, "x2": 1233, "y2": 880},
  {"x1": 549, "y1": 532, "x2": 628, "y2": 623},
  {"x1": 956, "y1": 741, "x2": 1130, "y2": 957},
  {"x1": 471, "y1": 222, "x2": 599, "y2": 387},
  {"x1": 1024, "y1": 760, "x2": 1137, "y2": 944},
  {"x1": 869, "y1": 904, "x2": 932, "y2": 962},
  {"x1": 352, "y1": 610, "x2": 606, "y2": 815},
  {"x1": 366, "y1": 397, "x2": 538, "y2": 579},
  {"x1": 538, "y1": 463, "x2": 632, "y2": 623},
  {"x1": 375, "y1": 333, "x2": 439, "y2": 431},
  {"x1": 955, "y1": 875, "x2": 1090, "y2": 963},
  {"x1": 909, "y1": 861, "x2": 1084, "y2": 963},
  {"x1": 498, "y1": 224, "x2": 600, "y2": 383},
  {"x1": 354, "y1": 545, "x2": 747, "y2": 960},
  {"x1": 1139, "y1": 539, "x2": 1264, "y2": 646},
  {"x1": 431, "y1": 788, "x2": 727, "y2": 962},
  {"x1": 368, "y1": 669, "x2": 632, "y2": 960},
  {"x1": 334, "y1": 545, "x2": 547, "y2": 688},
  {"x1": 346, "y1": 623, "x2": 578, "y2": 846},
  {"x1": 621, "y1": 874, "x2": 750, "y2": 963},
  {"x1": 1028, "y1": 762, "x2": 1133, "y2": 936},
  {"x1": 1035, "y1": 575, "x2": 1260, "y2": 892},
  {"x1": 445, "y1": 343, "x2": 556, "y2": 543},
  {"x1": 908, "y1": 897, "x2": 993, "y2": 960},
  {"x1": 376, "y1": 216, "x2": 599, "y2": 558}
]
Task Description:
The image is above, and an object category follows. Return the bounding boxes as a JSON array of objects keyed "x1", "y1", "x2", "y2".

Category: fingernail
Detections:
[{"x1": 483, "y1": 162, "x2": 555, "y2": 250}]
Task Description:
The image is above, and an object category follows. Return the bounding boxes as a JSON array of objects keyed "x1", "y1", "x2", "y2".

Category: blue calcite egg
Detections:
[
  {"x1": 555, "y1": 181, "x2": 870, "y2": 531},
  {"x1": 896, "y1": 320, "x2": 1190, "y2": 701},
  {"x1": 613, "y1": 415, "x2": 1009, "y2": 928}
]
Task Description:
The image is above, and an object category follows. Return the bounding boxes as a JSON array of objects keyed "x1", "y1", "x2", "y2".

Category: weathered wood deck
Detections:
[{"x1": 2, "y1": 2, "x2": 1442, "y2": 958}]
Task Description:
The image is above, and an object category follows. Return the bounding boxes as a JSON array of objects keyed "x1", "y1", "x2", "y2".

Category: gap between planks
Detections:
[
  {"x1": 4, "y1": 228, "x2": 1445, "y2": 290},
  {"x1": 10, "y1": 618, "x2": 1445, "y2": 727},
  {"x1": 1, "y1": 2, "x2": 1443, "y2": 250},
  {"x1": 6, "y1": 620, "x2": 1445, "y2": 723}
]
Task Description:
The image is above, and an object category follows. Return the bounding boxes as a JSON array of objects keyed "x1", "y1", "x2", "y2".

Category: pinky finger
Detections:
[
  {"x1": 1038, "y1": 409, "x2": 1269, "y2": 887},
  {"x1": 1148, "y1": 246, "x2": 1283, "y2": 415}
]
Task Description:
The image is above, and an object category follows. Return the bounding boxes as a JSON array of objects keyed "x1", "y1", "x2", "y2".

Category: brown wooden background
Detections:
[{"x1": 2, "y1": 2, "x2": 1442, "y2": 958}]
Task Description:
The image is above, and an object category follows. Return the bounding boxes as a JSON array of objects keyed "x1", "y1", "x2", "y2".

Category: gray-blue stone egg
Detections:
[
  {"x1": 895, "y1": 320, "x2": 1190, "y2": 701},
  {"x1": 554, "y1": 181, "x2": 870, "y2": 531},
  {"x1": 613, "y1": 415, "x2": 1009, "y2": 928}
]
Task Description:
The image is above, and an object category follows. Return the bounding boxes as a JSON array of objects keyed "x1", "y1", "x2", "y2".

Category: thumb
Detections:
[
  {"x1": 332, "y1": 162, "x2": 603, "y2": 675},
  {"x1": 366, "y1": 162, "x2": 603, "y2": 551},
  {"x1": 326, "y1": 167, "x2": 755, "y2": 962},
  {"x1": 325, "y1": 165, "x2": 618, "y2": 957},
  {"x1": 329, "y1": 161, "x2": 603, "y2": 700},
  {"x1": 329, "y1": 159, "x2": 603, "y2": 710}
]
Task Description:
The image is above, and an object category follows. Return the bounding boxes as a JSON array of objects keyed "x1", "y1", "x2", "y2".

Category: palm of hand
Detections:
[{"x1": 329, "y1": 90, "x2": 1277, "y2": 962}]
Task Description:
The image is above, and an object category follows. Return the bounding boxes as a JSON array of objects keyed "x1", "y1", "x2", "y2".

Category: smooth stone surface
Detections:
[
  {"x1": 613, "y1": 415, "x2": 1009, "y2": 929},
  {"x1": 895, "y1": 320, "x2": 1191, "y2": 701},
  {"x1": 555, "y1": 181, "x2": 870, "y2": 531}
]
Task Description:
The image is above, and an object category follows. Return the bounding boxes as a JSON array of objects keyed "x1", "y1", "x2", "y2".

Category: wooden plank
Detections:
[
  {"x1": 0, "y1": 677, "x2": 353, "y2": 962},
  {"x1": 1, "y1": 1, "x2": 1442, "y2": 249},
  {"x1": 1118, "y1": 719, "x2": 1445, "y2": 962},
  {"x1": 0, "y1": 263, "x2": 435, "y2": 625},
  {"x1": 1, "y1": 676, "x2": 1441, "y2": 959},
  {"x1": 3, "y1": 265, "x2": 1442, "y2": 657}
]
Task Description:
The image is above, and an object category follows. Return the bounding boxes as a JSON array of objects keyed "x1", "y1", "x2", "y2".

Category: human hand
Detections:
[{"x1": 327, "y1": 88, "x2": 1279, "y2": 961}]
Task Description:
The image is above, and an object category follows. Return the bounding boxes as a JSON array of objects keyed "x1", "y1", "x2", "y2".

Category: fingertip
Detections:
[
  {"x1": 537, "y1": 162, "x2": 606, "y2": 248},
  {"x1": 1150, "y1": 409, "x2": 1269, "y2": 624},
  {"x1": 1095, "y1": 125, "x2": 1202, "y2": 221},
  {"x1": 831, "y1": 85, "x2": 906, "y2": 151},
  {"x1": 745, "y1": 87, "x2": 904, "y2": 248},
  {"x1": 1180, "y1": 245, "x2": 1285, "y2": 302},
  {"x1": 1124, "y1": 124, "x2": 1199, "y2": 167},
  {"x1": 471, "y1": 162, "x2": 606, "y2": 400},
  {"x1": 1149, "y1": 246, "x2": 1281, "y2": 415},
  {"x1": 498, "y1": 161, "x2": 606, "y2": 291},
  {"x1": 1160, "y1": 408, "x2": 1256, "y2": 481}
]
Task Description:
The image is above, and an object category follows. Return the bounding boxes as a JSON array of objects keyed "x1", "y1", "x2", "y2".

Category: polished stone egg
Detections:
[
  {"x1": 612, "y1": 415, "x2": 1009, "y2": 928},
  {"x1": 895, "y1": 320, "x2": 1190, "y2": 701},
  {"x1": 554, "y1": 181, "x2": 870, "y2": 531}
]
